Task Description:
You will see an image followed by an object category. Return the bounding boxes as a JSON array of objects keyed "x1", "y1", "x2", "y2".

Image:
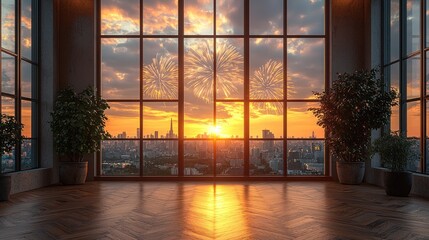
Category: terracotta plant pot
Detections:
[
  {"x1": 384, "y1": 171, "x2": 412, "y2": 197},
  {"x1": 336, "y1": 161, "x2": 365, "y2": 184},
  {"x1": 0, "y1": 175, "x2": 12, "y2": 201},
  {"x1": 59, "y1": 162, "x2": 88, "y2": 185}
]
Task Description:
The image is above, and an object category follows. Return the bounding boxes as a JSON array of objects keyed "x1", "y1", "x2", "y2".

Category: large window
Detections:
[
  {"x1": 383, "y1": 0, "x2": 427, "y2": 173},
  {"x1": 1, "y1": 0, "x2": 38, "y2": 173},
  {"x1": 97, "y1": 0, "x2": 329, "y2": 178}
]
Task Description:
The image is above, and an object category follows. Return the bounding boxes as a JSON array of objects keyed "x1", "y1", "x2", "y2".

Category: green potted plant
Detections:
[
  {"x1": 50, "y1": 86, "x2": 110, "y2": 185},
  {"x1": 373, "y1": 132, "x2": 415, "y2": 196},
  {"x1": 0, "y1": 114, "x2": 23, "y2": 201},
  {"x1": 310, "y1": 68, "x2": 397, "y2": 184}
]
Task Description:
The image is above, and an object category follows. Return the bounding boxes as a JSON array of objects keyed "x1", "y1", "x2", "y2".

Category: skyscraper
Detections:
[
  {"x1": 167, "y1": 118, "x2": 174, "y2": 138},
  {"x1": 262, "y1": 129, "x2": 274, "y2": 150}
]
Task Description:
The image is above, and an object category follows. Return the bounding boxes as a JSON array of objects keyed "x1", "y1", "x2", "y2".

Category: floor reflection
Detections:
[{"x1": 183, "y1": 184, "x2": 250, "y2": 239}]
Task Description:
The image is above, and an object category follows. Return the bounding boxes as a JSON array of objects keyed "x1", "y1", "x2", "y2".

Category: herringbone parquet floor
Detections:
[{"x1": 1, "y1": 181, "x2": 429, "y2": 239}]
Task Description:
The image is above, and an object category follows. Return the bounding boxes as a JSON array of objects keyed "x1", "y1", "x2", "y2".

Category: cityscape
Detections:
[
  {"x1": 1, "y1": 140, "x2": 35, "y2": 173},
  {"x1": 102, "y1": 120, "x2": 325, "y2": 176}
]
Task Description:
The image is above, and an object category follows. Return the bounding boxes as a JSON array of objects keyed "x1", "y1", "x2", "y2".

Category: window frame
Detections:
[
  {"x1": 0, "y1": 0, "x2": 39, "y2": 173},
  {"x1": 96, "y1": 0, "x2": 331, "y2": 179}
]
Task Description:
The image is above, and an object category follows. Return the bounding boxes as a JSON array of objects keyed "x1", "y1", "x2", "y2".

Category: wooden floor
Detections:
[{"x1": 1, "y1": 182, "x2": 429, "y2": 240}]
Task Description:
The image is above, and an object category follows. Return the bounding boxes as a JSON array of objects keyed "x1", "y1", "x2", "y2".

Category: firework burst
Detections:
[
  {"x1": 143, "y1": 54, "x2": 178, "y2": 99},
  {"x1": 250, "y1": 59, "x2": 295, "y2": 114},
  {"x1": 185, "y1": 40, "x2": 243, "y2": 102}
]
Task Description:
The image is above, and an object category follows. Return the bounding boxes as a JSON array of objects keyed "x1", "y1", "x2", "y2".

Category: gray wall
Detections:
[
  {"x1": 57, "y1": 0, "x2": 96, "y2": 180},
  {"x1": 57, "y1": 0, "x2": 95, "y2": 92},
  {"x1": 331, "y1": 0, "x2": 371, "y2": 75},
  {"x1": 40, "y1": 0, "x2": 56, "y2": 183},
  {"x1": 331, "y1": 0, "x2": 371, "y2": 180}
]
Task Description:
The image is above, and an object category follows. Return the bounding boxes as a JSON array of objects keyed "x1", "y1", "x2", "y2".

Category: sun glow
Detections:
[{"x1": 208, "y1": 125, "x2": 222, "y2": 137}]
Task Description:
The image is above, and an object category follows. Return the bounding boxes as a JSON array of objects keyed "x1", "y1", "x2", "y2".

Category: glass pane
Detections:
[
  {"x1": 287, "y1": 38, "x2": 324, "y2": 99},
  {"x1": 21, "y1": 0, "x2": 34, "y2": 60},
  {"x1": 21, "y1": 101, "x2": 32, "y2": 138},
  {"x1": 406, "y1": 101, "x2": 419, "y2": 174},
  {"x1": 185, "y1": 39, "x2": 214, "y2": 138},
  {"x1": 287, "y1": 0, "x2": 324, "y2": 35},
  {"x1": 386, "y1": 0, "x2": 400, "y2": 62},
  {"x1": 1, "y1": 52, "x2": 15, "y2": 95},
  {"x1": 287, "y1": 140, "x2": 324, "y2": 175},
  {"x1": 387, "y1": 62, "x2": 400, "y2": 91},
  {"x1": 388, "y1": 63, "x2": 400, "y2": 132},
  {"x1": 102, "y1": 140, "x2": 140, "y2": 176},
  {"x1": 21, "y1": 139, "x2": 36, "y2": 170},
  {"x1": 216, "y1": 102, "x2": 243, "y2": 138},
  {"x1": 1, "y1": 0, "x2": 15, "y2": 52},
  {"x1": 216, "y1": 0, "x2": 243, "y2": 35},
  {"x1": 100, "y1": 0, "x2": 140, "y2": 35},
  {"x1": 143, "y1": 0, "x2": 178, "y2": 35},
  {"x1": 406, "y1": 0, "x2": 420, "y2": 55},
  {"x1": 427, "y1": 0, "x2": 429, "y2": 47},
  {"x1": 391, "y1": 105, "x2": 400, "y2": 133},
  {"x1": 1, "y1": 96, "x2": 15, "y2": 116},
  {"x1": 143, "y1": 140, "x2": 178, "y2": 176},
  {"x1": 105, "y1": 102, "x2": 140, "y2": 138},
  {"x1": 184, "y1": 0, "x2": 213, "y2": 35},
  {"x1": 426, "y1": 52, "x2": 429, "y2": 95},
  {"x1": 143, "y1": 38, "x2": 178, "y2": 99},
  {"x1": 216, "y1": 38, "x2": 244, "y2": 99},
  {"x1": 407, "y1": 101, "x2": 420, "y2": 137},
  {"x1": 250, "y1": 140, "x2": 283, "y2": 176},
  {"x1": 250, "y1": 0, "x2": 283, "y2": 35},
  {"x1": 427, "y1": 100, "x2": 429, "y2": 173},
  {"x1": 143, "y1": 102, "x2": 178, "y2": 138},
  {"x1": 250, "y1": 38, "x2": 283, "y2": 100},
  {"x1": 406, "y1": 55, "x2": 420, "y2": 99},
  {"x1": 250, "y1": 102, "x2": 283, "y2": 139},
  {"x1": 1, "y1": 148, "x2": 15, "y2": 173},
  {"x1": 216, "y1": 140, "x2": 243, "y2": 176},
  {"x1": 408, "y1": 138, "x2": 421, "y2": 172},
  {"x1": 1, "y1": 96, "x2": 16, "y2": 173},
  {"x1": 184, "y1": 140, "x2": 214, "y2": 176},
  {"x1": 101, "y1": 38, "x2": 140, "y2": 99},
  {"x1": 21, "y1": 61, "x2": 34, "y2": 98},
  {"x1": 287, "y1": 102, "x2": 324, "y2": 139}
]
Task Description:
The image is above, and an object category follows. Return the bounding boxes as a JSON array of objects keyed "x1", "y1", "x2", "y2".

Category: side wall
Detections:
[{"x1": 331, "y1": 0, "x2": 371, "y2": 180}]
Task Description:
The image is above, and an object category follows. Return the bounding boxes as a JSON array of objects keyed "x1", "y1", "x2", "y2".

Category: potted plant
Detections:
[
  {"x1": 310, "y1": 68, "x2": 397, "y2": 184},
  {"x1": 373, "y1": 132, "x2": 415, "y2": 196},
  {"x1": 50, "y1": 86, "x2": 110, "y2": 185},
  {"x1": 0, "y1": 114, "x2": 23, "y2": 201}
]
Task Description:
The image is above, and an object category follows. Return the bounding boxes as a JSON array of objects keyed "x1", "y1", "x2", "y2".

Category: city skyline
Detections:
[
  {"x1": 102, "y1": 135, "x2": 325, "y2": 176},
  {"x1": 111, "y1": 123, "x2": 323, "y2": 140}
]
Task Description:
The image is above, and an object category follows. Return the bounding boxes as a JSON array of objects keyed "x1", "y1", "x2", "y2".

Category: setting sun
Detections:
[{"x1": 208, "y1": 125, "x2": 222, "y2": 137}]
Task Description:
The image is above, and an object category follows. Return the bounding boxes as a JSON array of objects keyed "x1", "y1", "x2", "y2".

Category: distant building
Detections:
[{"x1": 262, "y1": 129, "x2": 274, "y2": 150}]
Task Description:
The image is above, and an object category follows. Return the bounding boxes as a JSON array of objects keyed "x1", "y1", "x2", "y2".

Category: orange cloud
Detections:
[
  {"x1": 184, "y1": 0, "x2": 214, "y2": 35},
  {"x1": 101, "y1": 5, "x2": 139, "y2": 35},
  {"x1": 143, "y1": 0, "x2": 178, "y2": 35}
]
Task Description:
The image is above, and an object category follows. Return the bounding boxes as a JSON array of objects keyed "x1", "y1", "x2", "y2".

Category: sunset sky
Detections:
[
  {"x1": 0, "y1": 0, "x2": 421, "y2": 139},
  {"x1": 1, "y1": 0, "x2": 34, "y2": 138},
  {"x1": 99, "y1": 0, "x2": 328, "y2": 139}
]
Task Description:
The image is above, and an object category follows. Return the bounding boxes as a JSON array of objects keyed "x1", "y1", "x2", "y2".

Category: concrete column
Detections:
[
  {"x1": 57, "y1": 0, "x2": 96, "y2": 180},
  {"x1": 331, "y1": 0, "x2": 372, "y2": 180}
]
